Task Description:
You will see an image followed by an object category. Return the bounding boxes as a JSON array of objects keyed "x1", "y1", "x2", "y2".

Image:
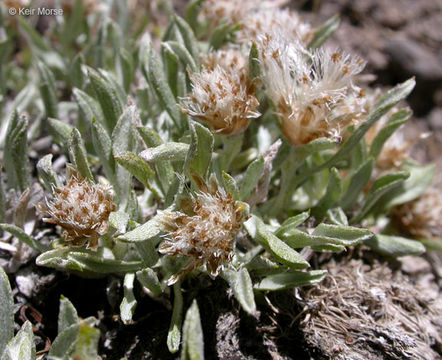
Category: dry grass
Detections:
[{"x1": 300, "y1": 259, "x2": 441, "y2": 359}]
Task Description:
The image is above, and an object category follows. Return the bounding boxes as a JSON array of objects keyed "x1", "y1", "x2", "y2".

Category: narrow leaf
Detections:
[
  {"x1": 351, "y1": 171, "x2": 409, "y2": 223},
  {"x1": 0, "y1": 267, "x2": 14, "y2": 355},
  {"x1": 0, "y1": 224, "x2": 48, "y2": 252},
  {"x1": 136, "y1": 268, "x2": 162, "y2": 295},
  {"x1": 366, "y1": 234, "x2": 425, "y2": 257},
  {"x1": 37, "y1": 154, "x2": 61, "y2": 192},
  {"x1": 2, "y1": 321, "x2": 35, "y2": 360},
  {"x1": 58, "y1": 296, "x2": 79, "y2": 334},
  {"x1": 88, "y1": 67, "x2": 124, "y2": 133},
  {"x1": 255, "y1": 270, "x2": 327, "y2": 291},
  {"x1": 118, "y1": 214, "x2": 163, "y2": 243},
  {"x1": 239, "y1": 156, "x2": 264, "y2": 201},
  {"x1": 181, "y1": 300, "x2": 204, "y2": 360},
  {"x1": 140, "y1": 142, "x2": 189, "y2": 163},
  {"x1": 68, "y1": 128, "x2": 94, "y2": 181},
  {"x1": 120, "y1": 273, "x2": 137, "y2": 324},
  {"x1": 167, "y1": 283, "x2": 183, "y2": 353},
  {"x1": 308, "y1": 14, "x2": 340, "y2": 49},
  {"x1": 221, "y1": 267, "x2": 256, "y2": 315},
  {"x1": 244, "y1": 215, "x2": 309, "y2": 269}
]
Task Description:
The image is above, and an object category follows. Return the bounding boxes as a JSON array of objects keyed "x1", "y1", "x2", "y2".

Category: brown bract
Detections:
[
  {"x1": 159, "y1": 177, "x2": 248, "y2": 285},
  {"x1": 38, "y1": 170, "x2": 116, "y2": 249}
]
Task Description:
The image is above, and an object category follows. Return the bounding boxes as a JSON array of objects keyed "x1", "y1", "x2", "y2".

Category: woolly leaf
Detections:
[
  {"x1": 115, "y1": 152, "x2": 160, "y2": 197},
  {"x1": 140, "y1": 142, "x2": 189, "y2": 163},
  {"x1": 369, "y1": 109, "x2": 412, "y2": 159},
  {"x1": 308, "y1": 14, "x2": 340, "y2": 49},
  {"x1": 248, "y1": 42, "x2": 261, "y2": 82},
  {"x1": 58, "y1": 296, "x2": 79, "y2": 334},
  {"x1": 136, "y1": 268, "x2": 163, "y2": 295},
  {"x1": 340, "y1": 158, "x2": 374, "y2": 210},
  {"x1": 137, "y1": 127, "x2": 175, "y2": 194},
  {"x1": 239, "y1": 156, "x2": 265, "y2": 201},
  {"x1": 118, "y1": 214, "x2": 163, "y2": 243},
  {"x1": 120, "y1": 273, "x2": 137, "y2": 325},
  {"x1": 68, "y1": 128, "x2": 94, "y2": 181},
  {"x1": 383, "y1": 161, "x2": 435, "y2": 209},
  {"x1": 88, "y1": 67, "x2": 124, "y2": 133},
  {"x1": 185, "y1": 121, "x2": 214, "y2": 179},
  {"x1": 312, "y1": 168, "x2": 342, "y2": 220},
  {"x1": 209, "y1": 23, "x2": 240, "y2": 50},
  {"x1": 36, "y1": 249, "x2": 143, "y2": 273},
  {"x1": 221, "y1": 267, "x2": 257, "y2": 316},
  {"x1": 4, "y1": 111, "x2": 30, "y2": 191},
  {"x1": 274, "y1": 212, "x2": 310, "y2": 237},
  {"x1": 351, "y1": 171, "x2": 409, "y2": 223},
  {"x1": 168, "y1": 283, "x2": 183, "y2": 353},
  {"x1": 37, "y1": 154, "x2": 61, "y2": 193},
  {"x1": 145, "y1": 47, "x2": 181, "y2": 125},
  {"x1": 173, "y1": 15, "x2": 199, "y2": 61},
  {"x1": 222, "y1": 171, "x2": 240, "y2": 200},
  {"x1": 48, "y1": 324, "x2": 80, "y2": 359},
  {"x1": 37, "y1": 61, "x2": 58, "y2": 118},
  {"x1": 73, "y1": 88, "x2": 104, "y2": 127},
  {"x1": 181, "y1": 300, "x2": 204, "y2": 360},
  {"x1": 244, "y1": 215, "x2": 309, "y2": 269},
  {"x1": 47, "y1": 118, "x2": 73, "y2": 146},
  {"x1": 185, "y1": 0, "x2": 205, "y2": 32},
  {"x1": 163, "y1": 41, "x2": 197, "y2": 72},
  {"x1": 0, "y1": 224, "x2": 48, "y2": 252},
  {"x1": 255, "y1": 270, "x2": 327, "y2": 291},
  {"x1": 91, "y1": 118, "x2": 115, "y2": 182},
  {"x1": 0, "y1": 267, "x2": 14, "y2": 355},
  {"x1": 280, "y1": 223, "x2": 373, "y2": 250},
  {"x1": 73, "y1": 319, "x2": 100, "y2": 360},
  {"x1": 2, "y1": 321, "x2": 35, "y2": 360},
  {"x1": 366, "y1": 235, "x2": 425, "y2": 257}
]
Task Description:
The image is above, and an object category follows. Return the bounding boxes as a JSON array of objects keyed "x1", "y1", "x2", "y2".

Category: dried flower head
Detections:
[
  {"x1": 259, "y1": 33, "x2": 366, "y2": 145},
  {"x1": 159, "y1": 177, "x2": 248, "y2": 284},
  {"x1": 364, "y1": 93, "x2": 417, "y2": 169},
  {"x1": 181, "y1": 66, "x2": 260, "y2": 135},
  {"x1": 201, "y1": 0, "x2": 286, "y2": 30},
  {"x1": 392, "y1": 188, "x2": 442, "y2": 240},
  {"x1": 202, "y1": 49, "x2": 249, "y2": 85},
  {"x1": 38, "y1": 169, "x2": 117, "y2": 249},
  {"x1": 238, "y1": 9, "x2": 312, "y2": 43}
]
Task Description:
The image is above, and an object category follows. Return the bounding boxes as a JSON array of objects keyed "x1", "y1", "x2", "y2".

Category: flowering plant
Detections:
[{"x1": 0, "y1": 0, "x2": 439, "y2": 357}]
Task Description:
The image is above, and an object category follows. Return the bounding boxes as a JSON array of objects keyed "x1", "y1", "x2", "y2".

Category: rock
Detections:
[
  {"x1": 385, "y1": 37, "x2": 442, "y2": 81},
  {"x1": 429, "y1": 107, "x2": 442, "y2": 130}
]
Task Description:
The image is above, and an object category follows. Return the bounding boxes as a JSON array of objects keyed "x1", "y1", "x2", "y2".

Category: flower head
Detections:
[
  {"x1": 181, "y1": 65, "x2": 260, "y2": 135},
  {"x1": 38, "y1": 169, "x2": 116, "y2": 249},
  {"x1": 364, "y1": 92, "x2": 416, "y2": 169},
  {"x1": 392, "y1": 188, "x2": 442, "y2": 240},
  {"x1": 202, "y1": 49, "x2": 249, "y2": 84},
  {"x1": 259, "y1": 33, "x2": 366, "y2": 145},
  {"x1": 201, "y1": 0, "x2": 286, "y2": 30},
  {"x1": 238, "y1": 9, "x2": 312, "y2": 43},
  {"x1": 159, "y1": 176, "x2": 248, "y2": 284}
]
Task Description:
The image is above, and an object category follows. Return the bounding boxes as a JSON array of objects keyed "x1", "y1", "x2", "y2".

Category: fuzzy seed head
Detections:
[
  {"x1": 181, "y1": 66, "x2": 260, "y2": 135},
  {"x1": 364, "y1": 93, "x2": 413, "y2": 169},
  {"x1": 392, "y1": 188, "x2": 442, "y2": 240},
  {"x1": 259, "y1": 33, "x2": 366, "y2": 145},
  {"x1": 159, "y1": 182, "x2": 247, "y2": 284},
  {"x1": 202, "y1": 49, "x2": 249, "y2": 85},
  {"x1": 239, "y1": 9, "x2": 312, "y2": 43},
  {"x1": 39, "y1": 172, "x2": 116, "y2": 249},
  {"x1": 201, "y1": 0, "x2": 286, "y2": 30}
]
